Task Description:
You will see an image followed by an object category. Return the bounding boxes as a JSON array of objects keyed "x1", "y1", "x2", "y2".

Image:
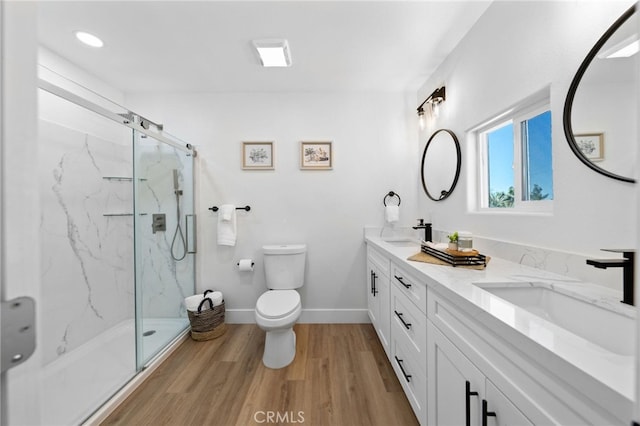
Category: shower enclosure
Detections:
[{"x1": 5, "y1": 79, "x2": 196, "y2": 425}]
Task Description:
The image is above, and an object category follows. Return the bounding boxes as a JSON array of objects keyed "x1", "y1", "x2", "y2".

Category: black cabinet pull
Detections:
[
  {"x1": 465, "y1": 381, "x2": 479, "y2": 426},
  {"x1": 394, "y1": 310, "x2": 412, "y2": 329},
  {"x1": 394, "y1": 356, "x2": 412, "y2": 383},
  {"x1": 372, "y1": 271, "x2": 378, "y2": 296},
  {"x1": 394, "y1": 275, "x2": 411, "y2": 289},
  {"x1": 370, "y1": 270, "x2": 374, "y2": 295},
  {"x1": 482, "y1": 399, "x2": 496, "y2": 426}
]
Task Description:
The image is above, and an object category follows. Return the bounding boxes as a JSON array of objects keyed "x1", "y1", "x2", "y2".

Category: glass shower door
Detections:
[{"x1": 133, "y1": 131, "x2": 195, "y2": 368}]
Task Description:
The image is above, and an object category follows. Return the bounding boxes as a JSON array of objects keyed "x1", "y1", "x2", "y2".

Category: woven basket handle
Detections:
[
  {"x1": 203, "y1": 289, "x2": 213, "y2": 296},
  {"x1": 197, "y1": 297, "x2": 214, "y2": 313}
]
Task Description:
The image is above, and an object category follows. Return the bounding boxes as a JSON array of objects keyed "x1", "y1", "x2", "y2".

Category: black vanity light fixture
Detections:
[{"x1": 417, "y1": 86, "x2": 446, "y2": 130}]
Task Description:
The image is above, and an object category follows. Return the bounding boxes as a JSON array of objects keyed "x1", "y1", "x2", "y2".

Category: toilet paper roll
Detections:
[{"x1": 238, "y1": 258, "x2": 254, "y2": 272}]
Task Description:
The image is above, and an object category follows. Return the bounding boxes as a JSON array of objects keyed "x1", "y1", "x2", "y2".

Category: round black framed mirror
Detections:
[
  {"x1": 563, "y1": 3, "x2": 637, "y2": 183},
  {"x1": 420, "y1": 129, "x2": 461, "y2": 201}
]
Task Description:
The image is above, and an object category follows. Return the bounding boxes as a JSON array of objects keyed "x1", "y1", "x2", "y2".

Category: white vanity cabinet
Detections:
[
  {"x1": 428, "y1": 321, "x2": 532, "y2": 426},
  {"x1": 427, "y1": 289, "x2": 620, "y2": 425},
  {"x1": 364, "y1": 238, "x2": 628, "y2": 426},
  {"x1": 390, "y1": 261, "x2": 428, "y2": 425},
  {"x1": 366, "y1": 245, "x2": 391, "y2": 355}
]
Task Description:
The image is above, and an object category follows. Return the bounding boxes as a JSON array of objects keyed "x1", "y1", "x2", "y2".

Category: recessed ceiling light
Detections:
[
  {"x1": 252, "y1": 39, "x2": 291, "y2": 67},
  {"x1": 74, "y1": 31, "x2": 104, "y2": 48}
]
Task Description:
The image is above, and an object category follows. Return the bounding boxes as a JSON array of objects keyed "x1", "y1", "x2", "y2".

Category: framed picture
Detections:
[
  {"x1": 242, "y1": 142, "x2": 274, "y2": 170},
  {"x1": 575, "y1": 133, "x2": 604, "y2": 161},
  {"x1": 300, "y1": 141, "x2": 333, "y2": 170}
]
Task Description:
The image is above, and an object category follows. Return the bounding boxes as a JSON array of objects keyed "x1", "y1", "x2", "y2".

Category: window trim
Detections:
[{"x1": 475, "y1": 97, "x2": 553, "y2": 214}]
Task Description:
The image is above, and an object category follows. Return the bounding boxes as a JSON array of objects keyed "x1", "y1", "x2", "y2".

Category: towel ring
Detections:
[{"x1": 383, "y1": 191, "x2": 401, "y2": 206}]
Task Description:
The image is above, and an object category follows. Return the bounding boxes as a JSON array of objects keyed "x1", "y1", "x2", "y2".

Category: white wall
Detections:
[
  {"x1": 417, "y1": 1, "x2": 637, "y2": 262},
  {"x1": 126, "y1": 91, "x2": 418, "y2": 322}
]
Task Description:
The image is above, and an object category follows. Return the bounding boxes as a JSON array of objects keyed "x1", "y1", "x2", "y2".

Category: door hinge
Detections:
[{"x1": 1, "y1": 297, "x2": 36, "y2": 373}]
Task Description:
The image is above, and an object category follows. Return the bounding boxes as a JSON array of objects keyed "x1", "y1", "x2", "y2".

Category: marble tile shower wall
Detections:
[
  {"x1": 38, "y1": 121, "x2": 192, "y2": 366},
  {"x1": 134, "y1": 140, "x2": 192, "y2": 320},
  {"x1": 39, "y1": 119, "x2": 134, "y2": 365}
]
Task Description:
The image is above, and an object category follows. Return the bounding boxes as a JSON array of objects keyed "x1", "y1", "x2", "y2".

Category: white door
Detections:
[{"x1": 1, "y1": 1, "x2": 42, "y2": 424}]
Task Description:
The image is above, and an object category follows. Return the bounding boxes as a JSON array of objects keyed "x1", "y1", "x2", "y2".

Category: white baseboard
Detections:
[{"x1": 225, "y1": 308, "x2": 370, "y2": 324}]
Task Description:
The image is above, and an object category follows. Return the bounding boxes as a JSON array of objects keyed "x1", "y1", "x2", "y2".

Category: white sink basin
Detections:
[
  {"x1": 474, "y1": 282, "x2": 635, "y2": 356},
  {"x1": 382, "y1": 239, "x2": 419, "y2": 247}
]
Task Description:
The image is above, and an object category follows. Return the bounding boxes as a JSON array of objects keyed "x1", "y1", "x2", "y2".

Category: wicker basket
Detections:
[{"x1": 187, "y1": 296, "x2": 226, "y2": 341}]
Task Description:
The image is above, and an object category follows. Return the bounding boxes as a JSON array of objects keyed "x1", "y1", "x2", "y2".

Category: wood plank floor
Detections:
[{"x1": 102, "y1": 324, "x2": 419, "y2": 426}]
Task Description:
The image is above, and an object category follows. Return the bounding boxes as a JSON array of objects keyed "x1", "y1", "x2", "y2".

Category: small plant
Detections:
[{"x1": 448, "y1": 231, "x2": 459, "y2": 243}]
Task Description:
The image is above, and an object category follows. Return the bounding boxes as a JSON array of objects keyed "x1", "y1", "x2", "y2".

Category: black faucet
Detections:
[
  {"x1": 412, "y1": 219, "x2": 432, "y2": 242},
  {"x1": 586, "y1": 249, "x2": 635, "y2": 305}
]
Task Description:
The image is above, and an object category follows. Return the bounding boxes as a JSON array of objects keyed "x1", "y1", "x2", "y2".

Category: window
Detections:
[{"x1": 478, "y1": 100, "x2": 553, "y2": 212}]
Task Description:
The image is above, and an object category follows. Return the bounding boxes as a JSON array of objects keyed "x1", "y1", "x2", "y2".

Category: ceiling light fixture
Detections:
[
  {"x1": 417, "y1": 86, "x2": 446, "y2": 130},
  {"x1": 252, "y1": 39, "x2": 292, "y2": 67},
  {"x1": 74, "y1": 31, "x2": 104, "y2": 48}
]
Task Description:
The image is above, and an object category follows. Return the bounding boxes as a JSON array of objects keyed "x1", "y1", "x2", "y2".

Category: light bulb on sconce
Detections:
[
  {"x1": 431, "y1": 101, "x2": 441, "y2": 118},
  {"x1": 416, "y1": 85, "x2": 446, "y2": 129}
]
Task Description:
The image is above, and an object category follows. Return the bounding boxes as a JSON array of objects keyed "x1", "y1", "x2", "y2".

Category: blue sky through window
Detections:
[
  {"x1": 523, "y1": 110, "x2": 553, "y2": 200},
  {"x1": 486, "y1": 110, "x2": 553, "y2": 206},
  {"x1": 487, "y1": 123, "x2": 514, "y2": 196}
]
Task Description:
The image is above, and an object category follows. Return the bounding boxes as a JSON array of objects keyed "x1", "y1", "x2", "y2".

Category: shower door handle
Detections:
[
  {"x1": 186, "y1": 214, "x2": 197, "y2": 254},
  {"x1": 1, "y1": 297, "x2": 36, "y2": 372}
]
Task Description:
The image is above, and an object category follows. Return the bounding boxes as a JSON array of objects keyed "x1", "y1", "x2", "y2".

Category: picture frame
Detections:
[
  {"x1": 575, "y1": 133, "x2": 604, "y2": 161},
  {"x1": 242, "y1": 141, "x2": 274, "y2": 170},
  {"x1": 300, "y1": 141, "x2": 333, "y2": 170}
]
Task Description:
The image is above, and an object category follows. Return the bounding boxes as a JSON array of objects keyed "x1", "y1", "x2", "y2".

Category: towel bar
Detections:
[{"x1": 208, "y1": 205, "x2": 251, "y2": 212}]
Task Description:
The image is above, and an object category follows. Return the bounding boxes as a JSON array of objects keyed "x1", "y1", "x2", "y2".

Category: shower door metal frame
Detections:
[{"x1": 37, "y1": 79, "x2": 193, "y2": 155}]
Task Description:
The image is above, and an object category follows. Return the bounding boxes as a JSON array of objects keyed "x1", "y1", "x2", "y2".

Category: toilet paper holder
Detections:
[{"x1": 237, "y1": 259, "x2": 255, "y2": 272}]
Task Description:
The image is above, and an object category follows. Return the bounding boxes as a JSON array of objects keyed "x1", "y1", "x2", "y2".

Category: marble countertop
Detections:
[{"x1": 365, "y1": 232, "x2": 635, "y2": 404}]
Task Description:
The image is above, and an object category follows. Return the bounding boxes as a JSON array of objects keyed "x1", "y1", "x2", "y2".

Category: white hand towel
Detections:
[
  {"x1": 185, "y1": 294, "x2": 205, "y2": 311},
  {"x1": 208, "y1": 291, "x2": 224, "y2": 307},
  {"x1": 217, "y1": 204, "x2": 237, "y2": 246},
  {"x1": 385, "y1": 205, "x2": 399, "y2": 223}
]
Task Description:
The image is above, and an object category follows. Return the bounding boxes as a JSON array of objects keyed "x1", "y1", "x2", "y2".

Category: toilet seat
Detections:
[{"x1": 256, "y1": 290, "x2": 300, "y2": 319}]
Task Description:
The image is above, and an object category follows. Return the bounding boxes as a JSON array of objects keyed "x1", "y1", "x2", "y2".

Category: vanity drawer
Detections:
[
  {"x1": 391, "y1": 326, "x2": 427, "y2": 425},
  {"x1": 391, "y1": 284, "x2": 427, "y2": 365},
  {"x1": 391, "y1": 262, "x2": 427, "y2": 314},
  {"x1": 367, "y1": 245, "x2": 390, "y2": 277}
]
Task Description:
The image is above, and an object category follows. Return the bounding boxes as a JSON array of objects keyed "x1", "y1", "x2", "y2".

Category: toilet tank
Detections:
[{"x1": 263, "y1": 244, "x2": 307, "y2": 289}]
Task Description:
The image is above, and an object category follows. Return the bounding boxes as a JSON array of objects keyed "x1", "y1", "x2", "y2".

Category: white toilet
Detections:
[{"x1": 255, "y1": 244, "x2": 306, "y2": 369}]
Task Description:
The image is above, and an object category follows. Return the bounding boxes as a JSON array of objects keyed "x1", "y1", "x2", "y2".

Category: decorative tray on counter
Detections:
[{"x1": 421, "y1": 245, "x2": 487, "y2": 267}]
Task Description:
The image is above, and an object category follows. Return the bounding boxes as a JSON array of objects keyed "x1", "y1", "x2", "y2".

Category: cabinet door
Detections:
[
  {"x1": 367, "y1": 260, "x2": 390, "y2": 354},
  {"x1": 428, "y1": 321, "x2": 485, "y2": 426},
  {"x1": 483, "y1": 380, "x2": 533, "y2": 426},
  {"x1": 376, "y1": 270, "x2": 390, "y2": 353},
  {"x1": 367, "y1": 260, "x2": 379, "y2": 325}
]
